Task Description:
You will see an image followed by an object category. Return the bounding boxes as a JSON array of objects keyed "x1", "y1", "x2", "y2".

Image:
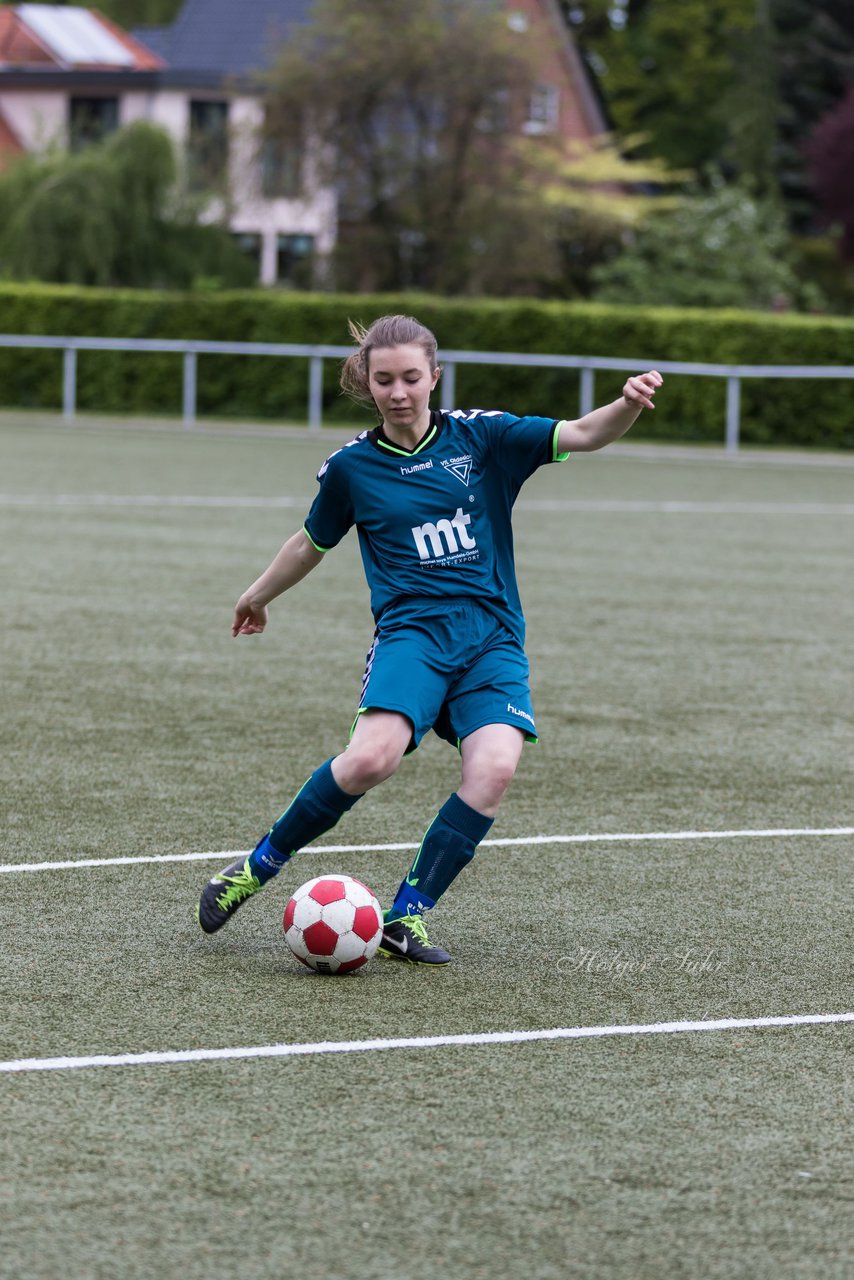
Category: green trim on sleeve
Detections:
[
  {"x1": 303, "y1": 525, "x2": 332, "y2": 554},
  {"x1": 552, "y1": 422, "x2": 571, "y2": 463}
]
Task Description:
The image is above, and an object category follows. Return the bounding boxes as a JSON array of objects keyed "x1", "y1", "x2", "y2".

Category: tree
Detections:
[
  {"x1": 806, "y1": 85, "x2": 854, "y2": 260},
  {"x1": 0, "y1": 123, "x2": 255, "y2": 288},
  {"x1": 561, "y1": 1, "x2": 765, "y2": 175},
  {"x1": 521, "y1": 130, "x2": 689, "y2": 296},
  {"x1": 263, "y1": 0, "x2": 551, "y2": 294},
  {"x1": 771, "y1": 0, "x2": 854, "y2": 230},
  {"x1": 48, "y1": 0, "x2": 183, "y2": 26},
  {"x1": 565, "y1": 1, "x2": 854, "y2": 227},
  {"x1": 589, "y1": 181, "x2": 818, "y2": 310}
]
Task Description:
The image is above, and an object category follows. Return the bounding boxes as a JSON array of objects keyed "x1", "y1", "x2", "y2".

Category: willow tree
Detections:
[{"x1": 0, "y1": 123, "x2": 254, "y2": 288}]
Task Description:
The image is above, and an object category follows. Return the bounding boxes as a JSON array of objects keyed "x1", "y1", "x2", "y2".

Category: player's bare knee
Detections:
[
  {"x1": 485, "y1": 769, "x2": 516, "y2": 809},
  {"x1": 339, "y1": 741, "x2": 402, "y2": 791},
  {"x1": 462, "y1": 757, "x2": 518, "y2": 811}
]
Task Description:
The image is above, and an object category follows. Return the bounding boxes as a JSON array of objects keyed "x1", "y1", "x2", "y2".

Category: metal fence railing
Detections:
[{"x1": 2, "y1": 332, "x2": 853, "y2": 452}]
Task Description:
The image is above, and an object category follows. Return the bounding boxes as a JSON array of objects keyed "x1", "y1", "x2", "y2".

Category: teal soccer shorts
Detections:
[{"x1": 355, "y1": 599, "x2": 538, "y2": 749}]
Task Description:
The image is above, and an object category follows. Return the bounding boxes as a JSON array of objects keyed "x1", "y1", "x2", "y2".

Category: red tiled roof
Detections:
[
  {"x1": 0, "y1": 5, "x2": 164, "y2": 70},
  {"x1": 0, "y1": 8, "x2": 57, "y2": 65}
]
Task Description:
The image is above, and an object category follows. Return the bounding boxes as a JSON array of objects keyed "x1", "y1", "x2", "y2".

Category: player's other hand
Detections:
[
  {"x1": 232, "y1": 596, "x2": 268, "y2": 637},
  {"x1": 623, "y1": 370, "x2": 663, "y2": 410}
]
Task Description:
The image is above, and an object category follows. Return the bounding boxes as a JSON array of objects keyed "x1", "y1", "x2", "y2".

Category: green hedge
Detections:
[{"x1": 1, "y1": 283, "x2": 853, "y2": 447}]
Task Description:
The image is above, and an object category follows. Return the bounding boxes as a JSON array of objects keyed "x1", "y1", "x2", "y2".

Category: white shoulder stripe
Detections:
[
  {"x1": 445, "y1": 409, "x2": 504, "y2": 419},
  {"x1": 317, "y1": 430, "x2": 368, "y2": 479}
]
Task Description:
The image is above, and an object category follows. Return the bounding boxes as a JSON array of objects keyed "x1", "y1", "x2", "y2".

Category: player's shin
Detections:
[
  {"x1": 249, "y1": 757, "x2": 364, "y2": 884},
  {"x1": 386, "y1": 792, "x2": 494, "y2": 923}
]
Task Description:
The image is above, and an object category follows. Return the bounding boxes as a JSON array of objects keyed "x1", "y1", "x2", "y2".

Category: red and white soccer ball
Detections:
[{"x1": 283, "y1": 875, "x2": 384, "y2": 974}]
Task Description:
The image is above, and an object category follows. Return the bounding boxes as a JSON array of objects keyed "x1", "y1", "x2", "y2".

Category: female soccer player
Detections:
[{"x1": 197, "y1": 314, "x2": 662, "y2": 962}]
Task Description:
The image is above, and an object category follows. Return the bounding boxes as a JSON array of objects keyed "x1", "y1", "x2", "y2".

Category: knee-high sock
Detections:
[
  {"x1": 248, "y1": 758, "x2": 362, "y2": 884},
  {"x1": 386, "y1": 792, "x2": 494, "y2": 922}
]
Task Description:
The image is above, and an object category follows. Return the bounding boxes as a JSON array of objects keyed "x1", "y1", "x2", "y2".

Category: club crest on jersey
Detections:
[{"x1": 441, "y1": 455, "x2": 473, "y2": 487}]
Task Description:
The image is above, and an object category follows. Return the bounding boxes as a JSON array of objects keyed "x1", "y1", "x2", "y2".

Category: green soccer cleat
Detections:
[
  {"x1": 197, "y1": 857, "x2": 262, "y2": 934},
  {"x1": 377, "y1": 914, "x2": 452, "y2": 964}
]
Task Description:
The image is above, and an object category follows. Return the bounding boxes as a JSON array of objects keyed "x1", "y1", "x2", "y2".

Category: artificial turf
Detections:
[{"x1": 1, "y1": 415, "x2": 851, "y2": 1280}]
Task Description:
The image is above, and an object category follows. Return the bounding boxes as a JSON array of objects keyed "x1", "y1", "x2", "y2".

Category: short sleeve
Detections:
[
  {"x1": 485, "y1": 412, "x2": 569, "y2": 485},
  {"x1": 303, "y1": 455, "x2": 355, "y2": 552}
]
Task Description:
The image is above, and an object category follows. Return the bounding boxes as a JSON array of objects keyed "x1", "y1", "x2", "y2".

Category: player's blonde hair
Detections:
[{"x1": 340, "y1": 314, "x2": 439, "y2": 406}]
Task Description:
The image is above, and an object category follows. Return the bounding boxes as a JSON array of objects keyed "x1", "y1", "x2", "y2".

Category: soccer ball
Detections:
[{"x1": 283, "y1": 875, "x2": 384, "y2": 974}]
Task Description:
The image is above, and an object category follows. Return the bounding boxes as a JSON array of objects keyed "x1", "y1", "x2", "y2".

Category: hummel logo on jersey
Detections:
[
  {"x1": 441, "y1": 455, "x2": 473, "y2": 487},
  {"x1": 400, "y1": 459, "x2": 433, "y2": 476},
  {"x1": 411, "y1": 507, "x2": 478, "y2": 563}
]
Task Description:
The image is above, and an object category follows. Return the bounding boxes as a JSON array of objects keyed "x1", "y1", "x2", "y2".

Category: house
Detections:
[
  {"x1": 0, "y1": 0, "x2": 606, "y2": 285},
  {"x1": 0, "y1": 1, "x2": 330, "y2": 284},
  {"x1": 0, "y1": 5, "x2": 164, "y2": 161}
]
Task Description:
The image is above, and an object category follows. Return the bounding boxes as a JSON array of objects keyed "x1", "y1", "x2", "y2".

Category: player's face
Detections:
[{"x1": 368, "y1": 344, "x2": 440, "y2": 439}]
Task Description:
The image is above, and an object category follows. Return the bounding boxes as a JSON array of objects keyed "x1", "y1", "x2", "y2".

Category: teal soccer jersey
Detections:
[{"x1": 303, "y1": 409, "x2": 569, "y2": 644}]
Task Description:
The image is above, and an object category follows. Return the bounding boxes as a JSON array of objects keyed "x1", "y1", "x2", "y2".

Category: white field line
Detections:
[
  {"x1": 2, "y1": 1012, "x2": 851, "y2": 1075},
  {"x1": 3, "y1": 826, "x2": 852, "y2": 876},
  {"x1": 1, "y1": 494, "x2": 854, "y2": 516}
]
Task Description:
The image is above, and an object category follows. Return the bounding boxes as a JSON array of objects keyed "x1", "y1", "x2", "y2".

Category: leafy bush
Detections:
[
  {"x1": 591, "y1": 184, "x2": 822, "y2": 312},
  {"x1": 793, "y1": 236, "x2": 854, "y2": 315}
]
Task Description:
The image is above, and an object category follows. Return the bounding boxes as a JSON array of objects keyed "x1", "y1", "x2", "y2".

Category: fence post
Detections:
[
  {"x1": 308, "y1": 355, "x2": 323, "y2": 431},
  {"x1": 441, "y1": 360, "x2": 457, "y2": 412},
  {"x1": 725, "y1": 376, "x2": 741, "y2": 454},
  {"x1": 183, "y1": 351, "x2": 197, "y2": 426},
  {"x1": 580, "y1": 365, "x2": 595, "y2": 417},
  {"x1": 62, "y1": 346, "x2": 77, "y2": 422}
]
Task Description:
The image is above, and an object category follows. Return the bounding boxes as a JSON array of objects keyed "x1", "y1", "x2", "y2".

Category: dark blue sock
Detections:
[
  {"x1": 386, "y1": 793, "x2": 494, "y2": 922},
  {"x1": 248, "y1": 759, "x2": 362, "y2": 884}
]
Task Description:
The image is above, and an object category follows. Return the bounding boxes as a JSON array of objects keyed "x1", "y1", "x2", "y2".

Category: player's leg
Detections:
[
  {"x1": 332, "y1": 708, "x2": 414, "y2": 793},
  {"x1": 250, "y1": 708, "x2": 412, "y2": 876},
  {"x1": 458, "y1": 721, "x2": 527, "y2": 815},
  {"x1": 380, "y1": 724, "x2": 525, "y2": 963},
  {"x1": 380, "y1": 613, "x2": 534, "y2": 964},
  {"x1": 197, "y1": 711, "x2": 412, "y2": 934}
]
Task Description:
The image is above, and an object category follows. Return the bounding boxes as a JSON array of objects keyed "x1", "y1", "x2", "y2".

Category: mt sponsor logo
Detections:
[
  {"x1": 442, "y1": 455, "x2": 473, "y2": 487},
  {"x1": 411, "y1": 507, "x2": 479, "y2": 564}
]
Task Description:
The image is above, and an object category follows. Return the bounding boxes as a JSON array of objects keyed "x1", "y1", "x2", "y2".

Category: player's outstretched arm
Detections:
[
  {"x1": 232, "y1": 528, "x2": 325, "y2": 636},
  {"x1": 556, "y1": 371, "x2": 663, "y2": 453}
]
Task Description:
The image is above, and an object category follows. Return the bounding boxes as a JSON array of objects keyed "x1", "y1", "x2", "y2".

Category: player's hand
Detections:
[
  {"x1": 623, "y1": 370, "x2": 663, "y2": 410},
  {"x1": 232, "y1": 596, "x2": 268, "y2": 637}
]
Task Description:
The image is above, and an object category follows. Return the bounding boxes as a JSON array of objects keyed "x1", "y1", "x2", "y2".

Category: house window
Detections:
[
  {"x1": 523, "y1": 84, "x2": 560, "y2": 135},
  {"x1": 261, "y1": 135, "x2": 303, "y2": 199},
  {"x1": 277, "y1": 233, "x2": 314, "y2": 286},
  {"x1": 69, "y1": 97, "x2": 119, "y2": 150},
  {"x1": 188, "y1": 99, "x2": 229, "y2": 192}
]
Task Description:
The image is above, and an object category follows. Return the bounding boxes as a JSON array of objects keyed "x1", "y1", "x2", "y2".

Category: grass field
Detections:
[{"x1": 1, "y1": 412, "x2": 852, "y2": 1280}]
